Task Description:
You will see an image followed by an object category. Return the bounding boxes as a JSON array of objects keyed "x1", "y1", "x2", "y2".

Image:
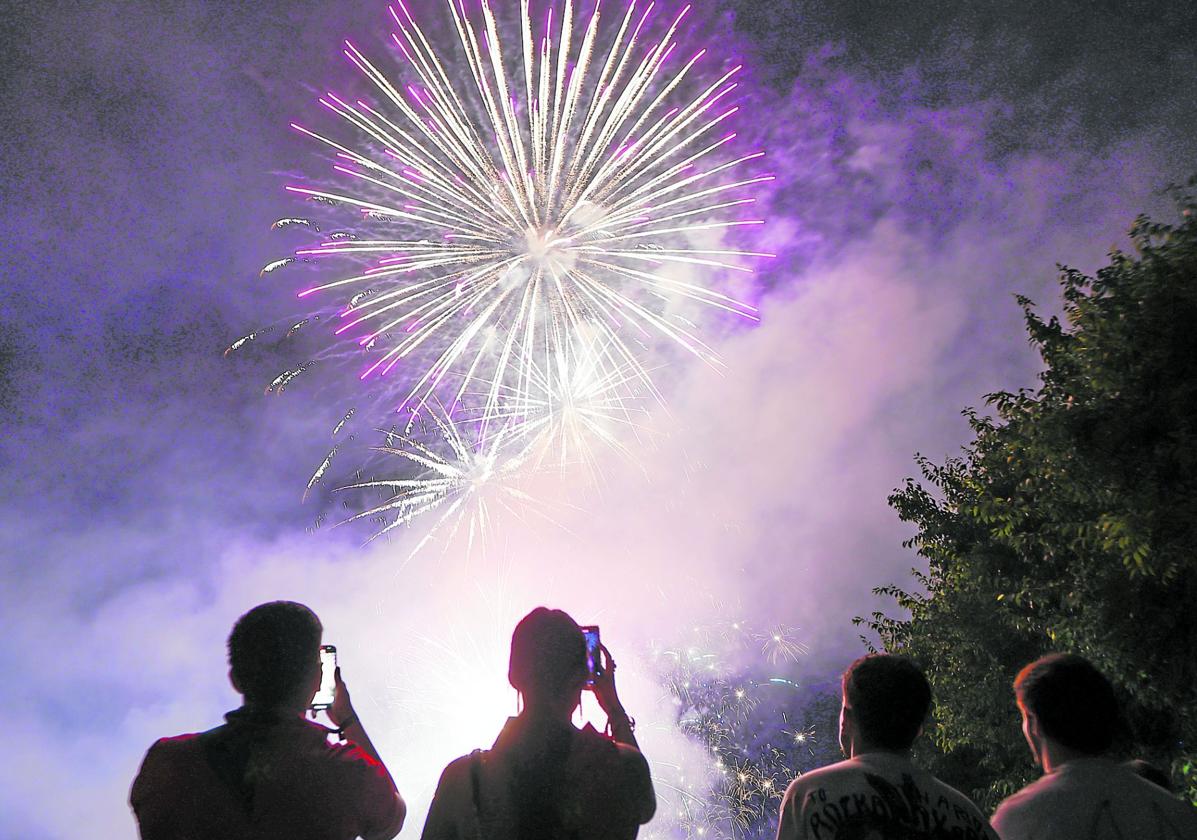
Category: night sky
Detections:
[{"x1": 3, "y1": 1, "x2": 1196, "y2": 837}]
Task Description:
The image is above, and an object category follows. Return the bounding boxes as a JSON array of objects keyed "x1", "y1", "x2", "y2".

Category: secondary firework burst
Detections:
[
  {"x1": 489, "y1": 331, "x2": 653, "y2": 475},
  {"x1": 284, "y1": 0, "x2": 772, "y2": 424},
  {"x1": 336, "y1": 405, "x2": 546, "y2": 556}
]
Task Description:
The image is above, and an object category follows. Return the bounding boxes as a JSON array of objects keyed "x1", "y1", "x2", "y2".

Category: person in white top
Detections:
[
  {"x1": 776, "y1": 654, "x2": 998, "y2": 840},
  {"x1": 991, "y1": 653, "x2": 1197, "y2": 840}
]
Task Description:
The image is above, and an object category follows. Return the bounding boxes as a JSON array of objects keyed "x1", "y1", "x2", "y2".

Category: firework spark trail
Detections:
[
  {"x1": 335, "y1": 404, "x2": 554, "y2": 556},
  {"x1": 284, "y1": 0, "x2": 772, "y2": 426}
]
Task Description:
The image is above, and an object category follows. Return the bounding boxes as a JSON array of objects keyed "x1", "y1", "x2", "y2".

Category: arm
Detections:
[
  {"x1": 130, "y1": 740, "x2": 164, "y2": 839},
  {"x1": 593, "y1": 644, "x2": 640, "y2": 750},
  {"x1": 593, "y1": 644, "x2": 655, "y2": 823},
  {"x1": 330, "y1": 668, "x2": 406, "y2": 840},
  {"x1": 616, "y1": 743, "x2": 657, "y2": 825}
]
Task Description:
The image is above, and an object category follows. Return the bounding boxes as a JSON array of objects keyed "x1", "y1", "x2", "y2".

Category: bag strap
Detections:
[{"x1": 468, "y1": 749, "x2": 485, "y2": 840}]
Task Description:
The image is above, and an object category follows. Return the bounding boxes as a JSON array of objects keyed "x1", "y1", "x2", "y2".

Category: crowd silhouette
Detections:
[{"x1": 131, "y1": 601, "x2": 1197, "y2": 840}]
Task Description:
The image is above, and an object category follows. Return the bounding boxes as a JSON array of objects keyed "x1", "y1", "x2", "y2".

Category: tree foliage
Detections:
[{"x1": 860, "y1": 182, "x2": 1197, "y2": 808}]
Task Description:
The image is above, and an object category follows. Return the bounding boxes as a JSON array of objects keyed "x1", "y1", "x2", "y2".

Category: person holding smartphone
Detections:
[
  {"x1": 130, "y1": 601, "x2": 406, "y2": 840},
  {"x1": 421, "y1": 607, "x2": 656, "y2": 840}
]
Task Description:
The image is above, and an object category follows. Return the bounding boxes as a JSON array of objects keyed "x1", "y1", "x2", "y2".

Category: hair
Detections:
[
  {"x1": 504, "y1": 607, "x2": 588, "y2": 840},
  {"x1": 842, "y1": 654, "x2": 932, "y2": 751},
  {"x1": 1014, "y1": 653, "x2": 1119, "y2": 755},
  {"x1": 508, "y1": 607, "x2": 587, "y2": 700},
  {"x1": 227, "y1": 601, "x2": 322, "y2": 706}
]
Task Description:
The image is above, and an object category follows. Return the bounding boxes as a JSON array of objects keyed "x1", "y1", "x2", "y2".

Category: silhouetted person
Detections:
[
  {"x1": 991, "y1": 653, "x2": 1197, "y2": 840},
  {"x1": 1125, "y1": 759, "x2": 1173, "y2": 792},
  {"x1": 421, "y1": 607, "x2": 655, "y2": 840},
  {"x1": 777, "y1": 654, "x2": 997, "y2": 840},
  {"x1": 131, "y1": 601, "x2": 405, "y2": 840}
]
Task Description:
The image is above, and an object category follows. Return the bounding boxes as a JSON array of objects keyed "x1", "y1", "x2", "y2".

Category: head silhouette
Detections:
[
  {"x1": 508, "y1": 607, "x2": 587, "y2": 714},
  {"x1": 840, "y1": 654, "x2": 931, "y2": 754},
  {"x1": 1015, "y1": 653, "x2": 1119, "y2": 756},
  {"x1": 228, "y1": 601, "x2": 323, "y2": 710}
]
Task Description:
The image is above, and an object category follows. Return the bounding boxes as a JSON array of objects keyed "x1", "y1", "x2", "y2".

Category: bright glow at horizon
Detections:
[{"x1": 283, "y1": 0, "x2": 772, "y2": 427}]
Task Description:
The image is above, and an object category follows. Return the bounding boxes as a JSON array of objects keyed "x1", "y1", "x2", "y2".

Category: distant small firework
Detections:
[
  {"x1": 284, "y1": 0, "x2": 771, "y2": 424},
  {"x1": 651, "y1": 619, "x2": 832, "y2": 840},
  {"x1": 753, "y1": 624, "x2": 809, "y2": 665},
  {"x1": 786, "y1": 724, "x2": 817, "y2": 756}
]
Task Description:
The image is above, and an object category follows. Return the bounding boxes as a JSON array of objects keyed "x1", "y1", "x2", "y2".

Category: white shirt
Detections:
[
  {"x1": 991, "y1": 757, "x2": 1197, "y2": 840},
  {"x1": 777, "y1": 751, "x2": 998, "y2": 840}
]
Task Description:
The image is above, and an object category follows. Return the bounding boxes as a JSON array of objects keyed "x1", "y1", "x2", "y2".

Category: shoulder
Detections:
[
  {"x1": 574, "y1": 725, "x2": 655, "y2": 823},
  {"x1": 784, "y1": 758, "x2": 991, "y2": 818},
  {"x1": 130, "y1": 733, "x2": 206, "y2": 806},
  {"x1": 319, "y1": 738, "x2": 394, "y2": 793},
  {"x1": 778, "y1": 762, "x2": 858, "y2": 840},
  {"x1": 576, "y1": 724, "x2": 639, "y2": 768},
  {"x1": 426, "y1": 754, "x2": 478, "y2": 821},
  {"x1": 783, "y1": 759, "x2": 855, "y2": 795},
  {"x1": 780, "y1": 759, "x2": 862, "y2": 810},
  {"x1": 611, "y1": 739, "x2": 649, "y2": 774},
  {"x1": 316, "y1": 731, "x2": 404, "y2": 837},
  {"x1": 920, "y1": 770, "x2": 989, "y2": 814},
  {"x1": 144, "y1": 732, "x2": 202, "y2": 755},
  {"x1": 579, "y1": 726, "x2": 651, "y2": 788},
  {"x1": 283, "y1": 724, "x2": 396, "y2": 807},
  {"x1": 429, "y1": 751, "x2": 480, "y2": 802},
  {"x1": 135, "y1": 733, "x2": 204, "y2": 773},
  {"x1": 1116, "y1": 768, "x2": 1197, "y2": 828},
  {"x1": 438, "y1": 752, "x2": 477, "y2": 784},
  {"x1": 991, "y1": 775, "x2": 1058, "y2": 837}
]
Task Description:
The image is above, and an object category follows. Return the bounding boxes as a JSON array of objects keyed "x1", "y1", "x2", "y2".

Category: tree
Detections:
[{"x1": 860, "y1": 181, "x2": 1197, "y2": 808}]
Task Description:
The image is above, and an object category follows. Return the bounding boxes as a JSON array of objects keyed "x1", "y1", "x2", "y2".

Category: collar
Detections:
[
  {"x1": 225, "y1": 706, "x2": 308, "y2": 728},
  {"x1": 1049, "y1": 756, "x2": 1118, "y2": 775},
  {"x1": 850, "y1": 750, "x2": 917, "y2": 767},
  {"x1": 492, "y1": 714, "x2": 596, "y2": 752}
]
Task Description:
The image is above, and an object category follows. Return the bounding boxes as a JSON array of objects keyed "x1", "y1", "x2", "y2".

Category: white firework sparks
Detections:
[
  {"x1": 286, "y1": 0, "x2": 772, "y2": 423},
  {"x1": 336, "y1": 405, "x2": 543, "y2": 555},
  {"x1": 494, "y1": 332, "x2": 653, "y2": 475},
  {"x1": 754, "y1": 624, "x2": 810, "y2": 665}
]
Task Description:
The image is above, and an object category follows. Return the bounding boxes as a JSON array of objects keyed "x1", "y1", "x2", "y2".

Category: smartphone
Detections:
[
  {"x1": 311, "y1": 644, "x2": 337, "y2": 711},
  {"x1": 581, "y1": 626, "x2": 603, "y2": 687}
]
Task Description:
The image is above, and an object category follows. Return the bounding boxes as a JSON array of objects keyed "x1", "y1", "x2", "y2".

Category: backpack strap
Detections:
[{"x1": 468, "y1": 749, "x2": 485, "y2": 838}]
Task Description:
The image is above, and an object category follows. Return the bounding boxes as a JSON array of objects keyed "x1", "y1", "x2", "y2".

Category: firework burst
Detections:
[
  {"x1": 753, "y1": 624, "x2": 810, "y2": 665},
  {"x1": 283, "y1": 0, "x2": 771, "y2": 423},
  {"x1": 336, "y1": 405, "x2": 546, "y2": 555}
]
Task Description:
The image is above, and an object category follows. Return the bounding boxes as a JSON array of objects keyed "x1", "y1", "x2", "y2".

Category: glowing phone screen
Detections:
[
  {"x1": 581, "y1": 627, "x2": 601, "y2": 687},
  {"x1": 311, "y1": 645, "x2": 337, "y2": 710}
]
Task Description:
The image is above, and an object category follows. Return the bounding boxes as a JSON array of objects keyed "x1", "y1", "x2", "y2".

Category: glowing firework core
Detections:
[{"x1": 523, "y1": 227, "x2": 561, "y2": 262}]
